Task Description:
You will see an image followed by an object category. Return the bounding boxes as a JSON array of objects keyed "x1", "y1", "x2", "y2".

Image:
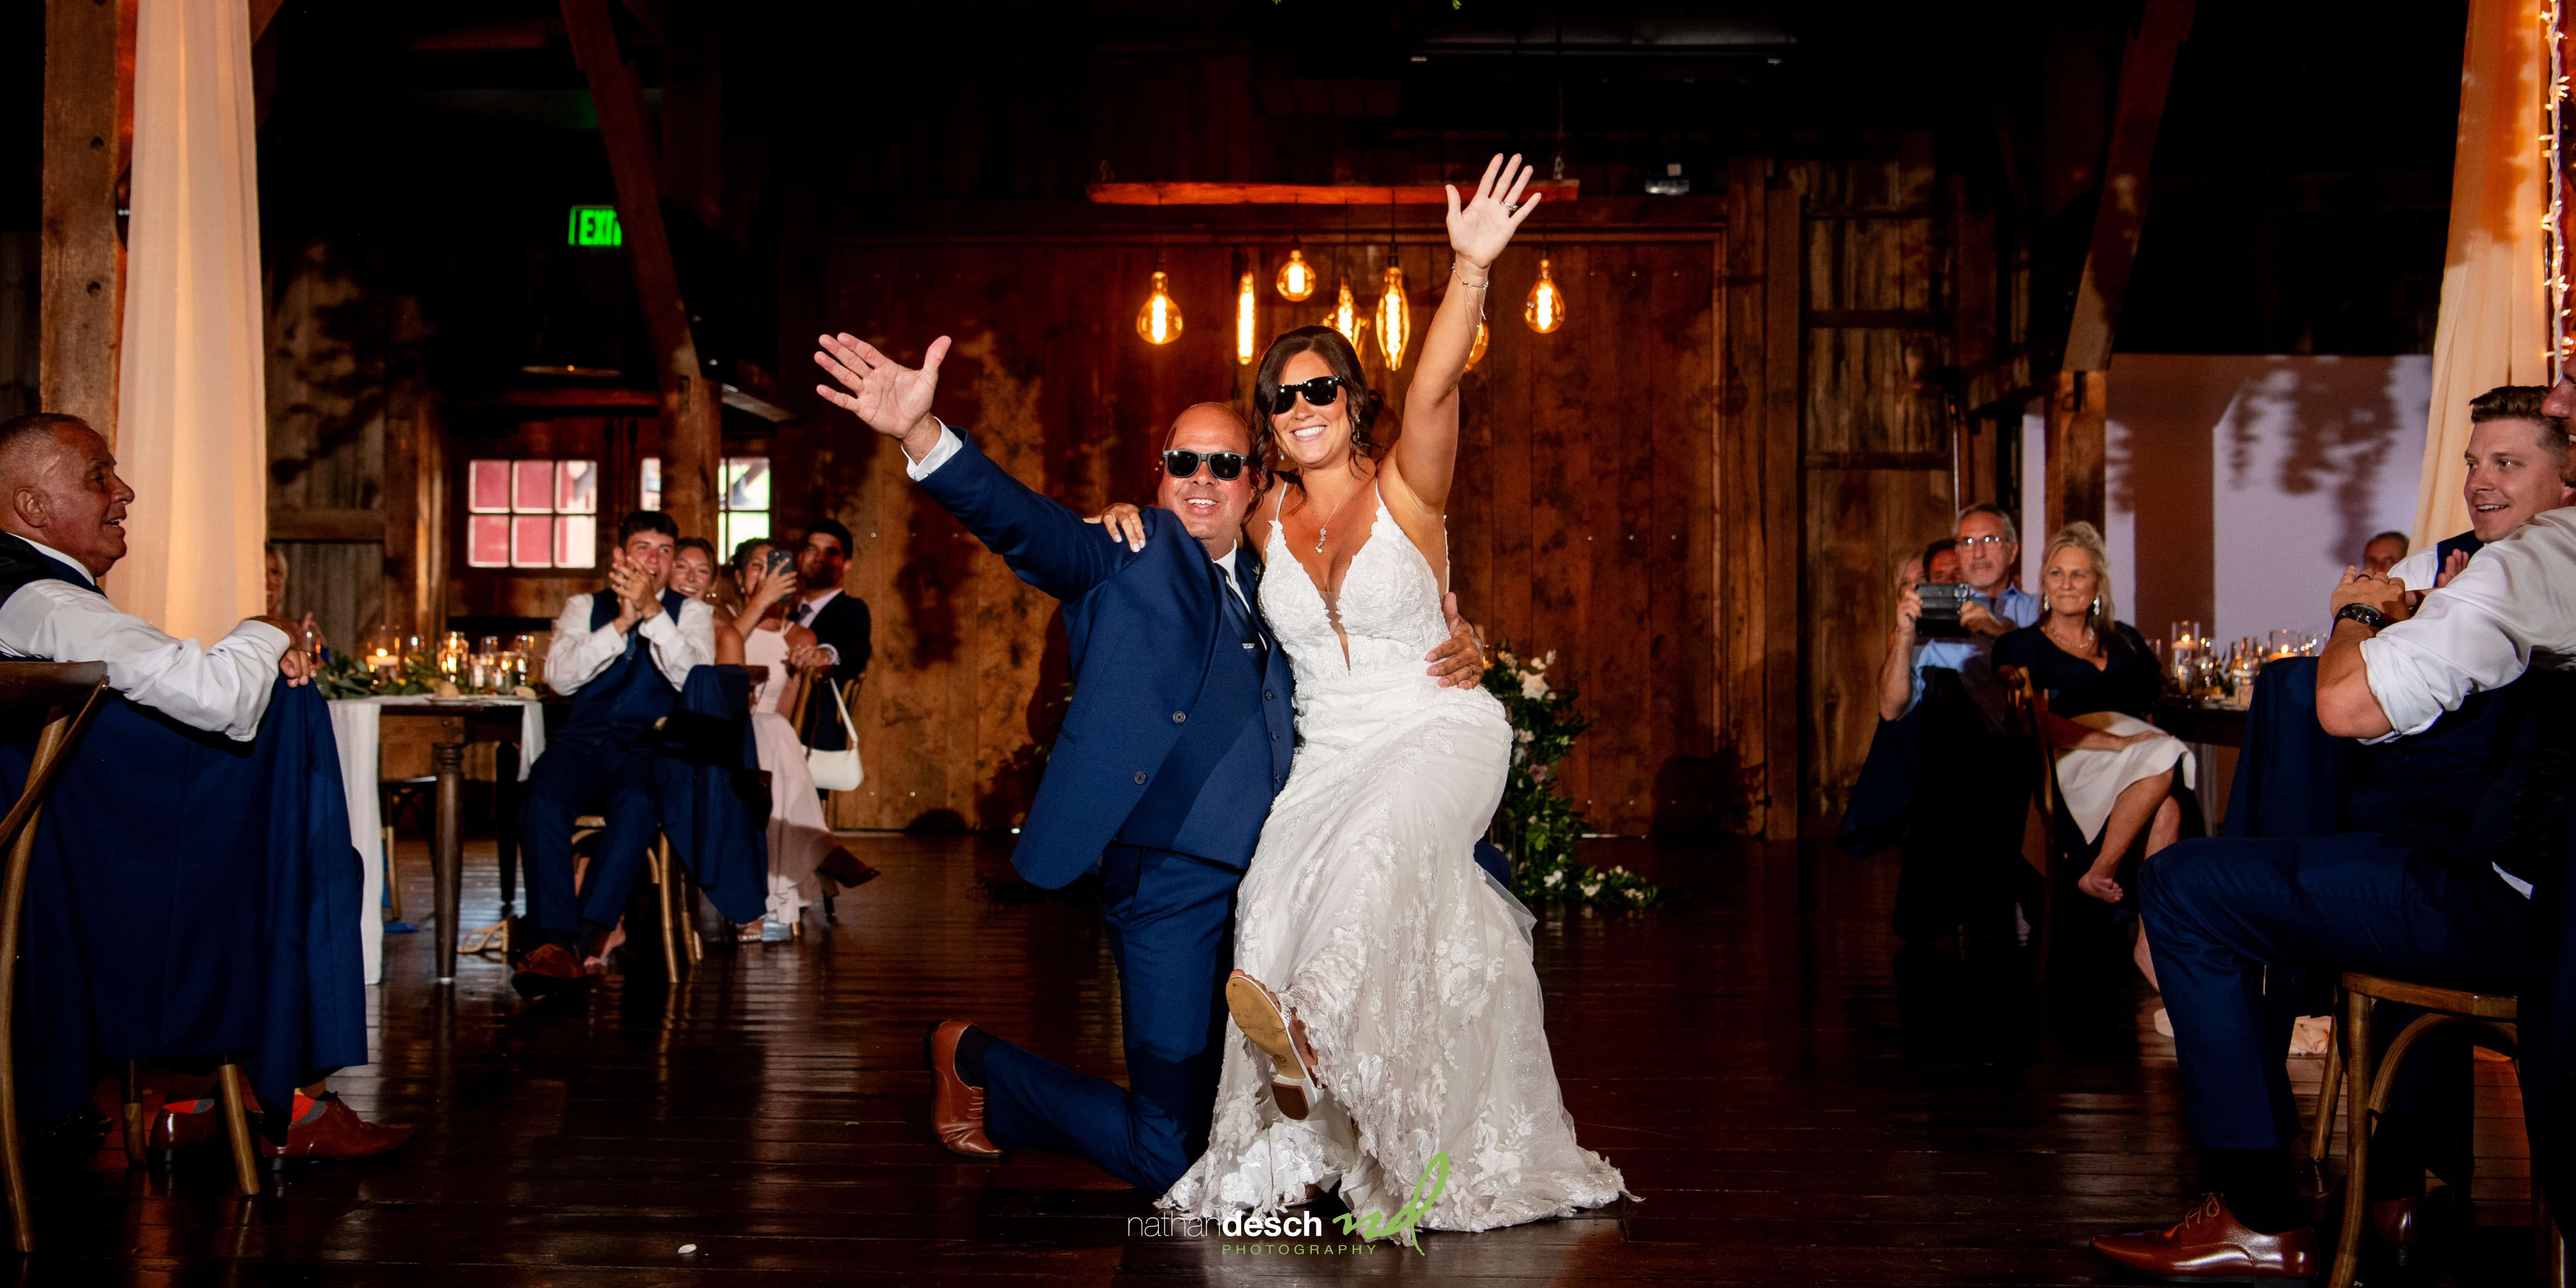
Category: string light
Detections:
[
  {"x1": 1330, "y1": 278, "x2": 1362, "y2": 345},
  {"x1": 1376, "y1": 265, "x2": 1410, "y2": 368},
  {"x1": 1276, "y1": 248, "x2": 1317, "y2": 302},
  {"x1": 1235, "y1": 271, "x2": 1257, "y2": 365},
  {"x1": 1136, "y1": 266, "x2": 1182, "y2": 345},
  {"x1": 1524, "y1": 257, "x2": 1566, "y2": 334},
  {"x1": 2553, "y1": 0, "x2": 2567, "y2": 381}
]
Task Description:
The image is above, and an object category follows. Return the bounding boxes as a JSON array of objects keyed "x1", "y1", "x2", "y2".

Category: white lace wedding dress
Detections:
[{"x1": 1159, "y1": 486, "x2": 1628, "y2": 1235}]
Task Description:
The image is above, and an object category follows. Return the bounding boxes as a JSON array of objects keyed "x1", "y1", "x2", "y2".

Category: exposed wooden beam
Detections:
[
  {"x1": 39, "y1": 0, "x2": 131, "y2": 441},
  {"x1": 1086, "y1": 180, "x2": 1580, "y2": 206},
  {"x1": 561, "y1": 0, "x2": 721, "y2": 546},
  {"x1": 1760, "y1": 180, "x2": 1802, "y2": 840},
  {"x1": 2064, "y1": 0, "x2": 2194, "y2": 370}
]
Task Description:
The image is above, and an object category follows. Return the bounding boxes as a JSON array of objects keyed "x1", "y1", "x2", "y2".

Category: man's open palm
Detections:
[{"x1": 815, "y1": 333, "x2": 950, "y2": 440}]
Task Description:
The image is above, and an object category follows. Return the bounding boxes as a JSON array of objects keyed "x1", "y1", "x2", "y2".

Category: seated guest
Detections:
[
  {"x1": 2361, "y1": 530, "x2": 2408, "y2": 576},
  {"x1": 787, "y1": 519, "x2": 872, "y2": 754},
  {"x1": 1875, "y1": 503, "x2": 2042, "y2": 944},
  {"x1": 0, "y1": 413, "x2": 403, "y2": 1158},
  {"x1": 670, "y1": 536, "x2": 720, "y2": 605},
  {"x1": 715, "y1": 538, "x2": 840, "y2": 935},
  {"x1": 509, "y1": 511, "x2": 716, "y2": 997},
  {"x1": 1836, "y1": 536, "x2": 1969, "y2": 858},
  {"x1": 2386, "y1": 385, "x2": 2576, "y2": 596},
  {"x1": 2093, "y1": 527, "x2": 2576, "y2": 1278},
  {"x1": 1992, "y1": 522, "x2": 2190, "y2": 907}
]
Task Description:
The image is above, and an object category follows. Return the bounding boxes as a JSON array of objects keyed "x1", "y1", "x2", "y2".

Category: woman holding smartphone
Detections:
[{"x1": 719, "y1": 538, "x2": 836, "y2": 938}]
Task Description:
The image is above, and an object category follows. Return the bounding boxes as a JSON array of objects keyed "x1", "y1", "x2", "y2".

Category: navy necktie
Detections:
[
  {"x1": 1216, "y1": 566, "x2": 1264, "y2": 667},
  {"x1": 790, "y1": 602, "x2": 813, "y2": 625}
]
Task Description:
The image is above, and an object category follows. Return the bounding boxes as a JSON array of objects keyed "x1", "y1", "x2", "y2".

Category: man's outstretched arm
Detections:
[{"x1": 816, "y1": 333, "x2": 1134, "y2": 601}]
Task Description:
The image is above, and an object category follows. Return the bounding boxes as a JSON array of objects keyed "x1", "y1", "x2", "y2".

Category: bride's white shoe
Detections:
[{"x1": 1225, "y1": 970, "x2": 1319, "y2": 1120}]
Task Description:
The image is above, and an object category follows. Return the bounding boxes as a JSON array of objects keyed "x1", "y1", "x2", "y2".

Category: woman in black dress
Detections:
[{"x1": 1992, "y1": 522, "x2": 2190, "y2": 907}]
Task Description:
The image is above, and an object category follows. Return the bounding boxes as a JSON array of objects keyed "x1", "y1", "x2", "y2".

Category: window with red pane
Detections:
[{"x1": 464, "y1": 459, "x2": 599, "y2": 568}]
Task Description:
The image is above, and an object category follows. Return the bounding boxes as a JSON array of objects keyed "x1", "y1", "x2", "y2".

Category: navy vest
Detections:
[
  {"x1": 0, "y1": 531, "x2": 80, "y2": 609},
  {"x1": 1116, "y1": 560, "x2": 1288, "y2": 862},
  {"x1": 2437, "y1": 530, "x2": 2484, "y2": 569},
  {"x1": 563, "y1": 587, "x2": 692, "y2": 747},
  {"x1": 2355, "y1": 665, "x2": 2576, "y2": 891}
]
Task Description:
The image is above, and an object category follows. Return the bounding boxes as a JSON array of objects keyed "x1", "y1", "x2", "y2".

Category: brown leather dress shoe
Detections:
[
  {"x1": 925, "y1": 1020, "x2": 1003, "y2": 1159},
  {"x1": 510, "y1": 942, "x2": 589, "y2": 999},
  {"x1": 263, "y1": 1093, "x2": 413, "y2": 1161},
  {"x1": 2091, "y1": 1194, "x2": 2320, "y2": 1281},
  {"x1": 148, "y1": 1097, "x2": 220, "y2": 1152},
  {"x1": 818, "y1": 847, "x2": 880, "y2": 890}
]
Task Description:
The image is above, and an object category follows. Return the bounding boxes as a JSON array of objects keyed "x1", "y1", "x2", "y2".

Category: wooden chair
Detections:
[
  {"x1": 2304, "y1": 971, "x2": 2567, "y2": 1288},
  {"x1": 2003, "y1": 667, "x2": 2075, "y2": 979},
  {"x1": 0, "y1": 662, "x2": 257, "y2": 1253},
  {"x1": 566, "y1": 815, "x2": 699, "y2": 972}
]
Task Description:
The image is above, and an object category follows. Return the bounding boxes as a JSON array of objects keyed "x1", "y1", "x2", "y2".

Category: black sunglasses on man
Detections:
[{"x1": 1163, "y1": 449, "x2": 1251, "y2": 482}]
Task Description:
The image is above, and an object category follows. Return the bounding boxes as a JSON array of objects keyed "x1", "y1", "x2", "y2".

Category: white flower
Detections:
[
  {"x1": 1609, "y1": 865, "x2": 1628, "y2": 875},
  {"x1": 1515, "y1": 728, "x2": 1534, "y2": 744},
  {"x1": 1625, "y1": 887, "x2": 1647, "y2": 903},
  {"x1": 1579, "y1": 882, "x2": 1601, "y2": 898},
  {"x1": 1497, "y1": 650, "x2": 1518, "y2": 669},
  {"x1": 1543, "y1": 869, "x2": 1563, "y2": 887},
  {"x1": 1520, "y1": 672, "x2": 1551, "y2": 700}
]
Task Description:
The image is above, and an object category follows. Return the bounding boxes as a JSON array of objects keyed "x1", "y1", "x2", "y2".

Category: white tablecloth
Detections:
[{"x1": 326, "y1": 697, "x2": 547, "y2": 984}]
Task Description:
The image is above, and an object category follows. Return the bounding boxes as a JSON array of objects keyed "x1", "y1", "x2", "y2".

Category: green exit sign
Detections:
[{"x1": 567, "y1": 206, "x2": 622, "y2": 247}]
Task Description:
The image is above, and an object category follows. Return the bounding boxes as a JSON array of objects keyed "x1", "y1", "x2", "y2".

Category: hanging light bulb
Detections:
[
  {"x1": 1135, "y1": 267, "x2": 1182, "y2": 345},
  {"x1": 1375, "y1": 265, "x2": 1410, "y2": 368},
  {"x1": 1275, "y1": 247, "x2": 1316, "y2": 302},
  {"x1": 1235, "y1": 271, "x2": 1257, "y2": 366},
  {"x1": 1330, "y1": 278, "x2": 1361, "y2": 346},
  {"x1": 1465, "y1": 319, "x2": 1491, "y2": 371},
  {"x1": 1523, "y1": 257, "x2": 1566, "y2": 334}
]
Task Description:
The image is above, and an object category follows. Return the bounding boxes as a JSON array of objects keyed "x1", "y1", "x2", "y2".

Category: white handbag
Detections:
[{"x1": 806, "y1": 677, "x2": 865, "y2": 792}]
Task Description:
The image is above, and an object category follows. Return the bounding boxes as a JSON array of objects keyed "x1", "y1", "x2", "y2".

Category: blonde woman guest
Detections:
[
  {"x1": 714, "y1": 538, "x2": 836, "y2": 938},
  {"x1": 1991, "y1": 523, "x2": 2191, "y2": 913}
]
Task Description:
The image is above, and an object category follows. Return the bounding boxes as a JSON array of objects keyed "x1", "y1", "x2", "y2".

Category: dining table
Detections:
[
  {"x1": 2151, "y1": 696, "x2": 2247, "y2": 830},
  {"x1": 327, "y1": 695, "x2": 553, "y2": 985}
]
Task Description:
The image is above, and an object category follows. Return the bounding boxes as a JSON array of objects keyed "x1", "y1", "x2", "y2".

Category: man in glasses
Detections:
[
  {"x1": 1873, "y1": 502, "x2": 2042, "y2": 946},
  {"x1": 811, "y1": 332, "x2": 1484, "y2": 1196}
]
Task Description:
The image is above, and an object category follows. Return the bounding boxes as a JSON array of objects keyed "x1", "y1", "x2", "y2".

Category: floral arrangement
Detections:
[
  {"x1": 315, "y1": 652, "x2": 444, "y2": 701},
  {"x1": 1480, "y1": 644, "x2": 1664, "y2": 909}
]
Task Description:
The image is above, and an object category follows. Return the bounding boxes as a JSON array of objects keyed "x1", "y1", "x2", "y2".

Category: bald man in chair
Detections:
[{"x1": 0, "y1": 412, "x2": 406, "y2": 1162}]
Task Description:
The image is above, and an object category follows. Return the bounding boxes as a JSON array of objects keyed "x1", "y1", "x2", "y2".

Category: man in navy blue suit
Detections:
[{"x1": 814, "y1": 331, "x2": 1486, "y2": 1194}]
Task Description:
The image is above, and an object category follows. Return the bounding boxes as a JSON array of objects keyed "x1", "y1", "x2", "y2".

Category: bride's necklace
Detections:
[
  {"x1": 2045, "y1": 619, "x2": 2098, "y2": 656},
  {"x1": 1308, "y1": 479, "x2": 1374, "y2": 555}
]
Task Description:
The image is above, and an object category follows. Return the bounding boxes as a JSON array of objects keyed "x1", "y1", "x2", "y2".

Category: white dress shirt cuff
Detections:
[
  {"x1": 818, "y1": 642, "x2": 840, "y2": 665},
  {"x1": 235, "y1": 618, "x2": 293, "y2": 653},
  {"x1": 904, "y1": 421, "x2": 963, "y2": 481}
]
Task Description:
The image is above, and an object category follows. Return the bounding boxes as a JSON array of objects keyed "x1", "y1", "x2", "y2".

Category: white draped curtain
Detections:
[{"x1": 111, "y1": 0, "x2": 267, "y2": 642}]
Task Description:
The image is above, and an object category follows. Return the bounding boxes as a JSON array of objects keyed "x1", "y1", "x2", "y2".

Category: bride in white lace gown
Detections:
[{"x1": 1156, "y1": 156, "x2": 1627, "y2": 1236}]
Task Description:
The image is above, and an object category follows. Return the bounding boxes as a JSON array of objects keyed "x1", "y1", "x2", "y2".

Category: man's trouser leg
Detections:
[{"x1": 981, "y1": 846, "x2": 1237, "y2": 1192}]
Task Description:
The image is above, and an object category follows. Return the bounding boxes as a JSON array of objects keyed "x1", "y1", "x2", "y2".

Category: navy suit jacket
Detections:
[{"x1": 917, "y1": 428, "x2": 1297, "y2": 888}]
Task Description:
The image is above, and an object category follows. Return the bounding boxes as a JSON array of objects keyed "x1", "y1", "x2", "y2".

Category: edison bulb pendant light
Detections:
[
  {"x1": 1234, "y1": 272, "x2": 1258, "y2": 365},
  {"x1": 1465, "y1": 319, "x2": 1491, "y2": 371},
  {"x1": 1135, "y1": 269, "x2": 1182, "y2": 345},
  {"x1": 1275, "y1": 247, "x2": 1317, "y2": 302},
  {"x1": 1374, "y1": 265, "x2": 1411, "y2": 369},
  {"x1": 1330, "y1": 278, "x2": 1361, "y2": 345},
  {"x1": 1524, "y1": 257, "x2": 1565, "y2": 334}
]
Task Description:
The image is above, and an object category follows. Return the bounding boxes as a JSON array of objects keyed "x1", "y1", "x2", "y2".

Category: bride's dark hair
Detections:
[{"x1": 1251, "y1": 326, "x2": 1384, "y2": 485}]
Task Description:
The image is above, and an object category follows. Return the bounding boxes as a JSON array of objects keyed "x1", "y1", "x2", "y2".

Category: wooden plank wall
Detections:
[
  {"x1": 1794, "y1": 146, "x2": 1965, "y2": 822},
  {"x1": 265, "y1": 238, "x2": 390, "y2": 653},
  {"x1": 812, "y1": 228, "x2": 1724, "y2": 836}
]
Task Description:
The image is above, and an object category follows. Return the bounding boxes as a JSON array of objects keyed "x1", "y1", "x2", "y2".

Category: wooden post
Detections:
[
  {"x1": 2045, "y1": 370, "x2": 2108, "y2": 536},
  {"x1": 39, "y1": 0, "x2": 131, "y2": 439},
  {"x1": 1760, "y1": 182, "x2": 1803, "y2": 840},
  {"x1": 382, "y1": 296, "x2": 441, "y2": 639},
  {"x1": 561, "y1": 0, "x2": 722, "y2": 545}
]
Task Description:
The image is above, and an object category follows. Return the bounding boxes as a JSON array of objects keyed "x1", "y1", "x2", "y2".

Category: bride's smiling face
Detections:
[{"x1": 1268, "y1": 350, "x2": 1354, "y2": 471}]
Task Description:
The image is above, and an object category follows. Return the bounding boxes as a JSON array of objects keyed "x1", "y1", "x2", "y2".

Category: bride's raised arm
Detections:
[{"x1": 1391, "y1": 153, "x2": 1540, "y2": 510}]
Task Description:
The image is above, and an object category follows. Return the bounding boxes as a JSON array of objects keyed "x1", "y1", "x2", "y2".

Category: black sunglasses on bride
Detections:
[
  {"x1": 1163, "y1": 449, "x2": 1250, "y2": 481},
  {"x1": 1263, "y1": 375, "x2": 1346, "y2": 413}
]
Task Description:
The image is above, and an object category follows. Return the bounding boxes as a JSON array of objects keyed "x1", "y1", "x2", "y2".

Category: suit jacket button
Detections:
[
  {"x1": 1134, "y1": 771, "x2": 1148, "y2": 785},
  {"x1": 1270, "y1": 731, "x2": 1278, "y2": 741},
  {"x1": 1264, "y1": 690, "x2": 1275, "y2": 701},
  {"x1": 1172, "y1": 711, "x2": 1186, "y2": 724}
]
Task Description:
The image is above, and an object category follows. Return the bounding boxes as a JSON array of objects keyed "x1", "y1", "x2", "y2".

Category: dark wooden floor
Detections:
[{"x1": 16, "y1": 832, "x2": 2543, "y2": 1285}]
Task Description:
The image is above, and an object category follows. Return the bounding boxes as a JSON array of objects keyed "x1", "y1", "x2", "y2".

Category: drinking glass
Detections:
[{"x1": 2270, "y1": 628, "x2": 2298, "y2": 659}]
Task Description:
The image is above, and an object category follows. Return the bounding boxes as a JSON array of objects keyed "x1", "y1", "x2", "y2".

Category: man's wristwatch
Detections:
[{"x1": 2334, "y1": 602, "x2": 2390, "y2": 631}]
